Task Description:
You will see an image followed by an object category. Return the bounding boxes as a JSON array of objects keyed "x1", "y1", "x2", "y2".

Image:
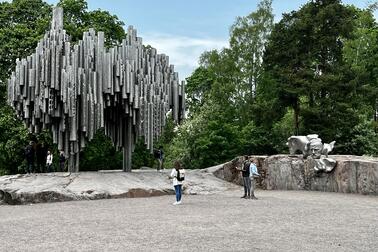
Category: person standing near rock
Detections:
[
  {"x1": 36, "y1": 142, "x2": 47, "y2": 173},
  {"x1": 24, "y1": 141, "x2": 35, "y2": 174},
  {"x1": 169, "y1": 160, "x2": 185, "y2": 205},
  {"x1": 46, "y1": 150, "x2": 53, "y2": 173},
  {"x1": 157, "y1": 146, "x2": 164, "y2": 172},
  {"x1": 249, "y1": 159, "x2": 259, "y2": 200},
  {"x1": 236, "y1": 155, "x2": 251, "y2": 199},
  {"x1": 59, "y1": 151, "x2": 66, "y2": 172}
]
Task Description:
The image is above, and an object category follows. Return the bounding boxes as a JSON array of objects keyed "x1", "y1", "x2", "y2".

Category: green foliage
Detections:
[
  {"x1": 271, "y1": 109, "x2": 298, "y2": 153},
  {"x1": 130, "y1": 115, "x2": 178, "y2": 170},
  {"x1": 343, "y1": 116, "x2": 378, "y2": 156},
  {"x1": 167, "y1": 0, "x2": 378, "y2": 169},
  {"x1": 0, "y1": 0, "x2": 51, "y2": 101},
  {"x1": 343, "y1": 7, "x2": 378, "y2": 120},
  {"x1": 166, "y1": 0, "x2": 275, "y2": 169},
  {"x1": 165, "y1": 103, "x2": 242, "y2": 169},
  {"x1": 185, "y1": 66, "x2": 214, "y2": 115},
  {"x1": 230, "y1": 0, "x2": 273, "y2": 99},
  {"x1": 164, "y1": 124, "x2": 191, "y2": 169},
  {"x1": 0, "y1": 106, "x2": 28, "y2": 175},
  {"x1": 57, "y1": 0, "x2": 125, "y2": 46},
  {"x1": 240, "y1": 121, "x2": 274, "y2": 155},
  {"x1": 79, "y1": 129, "x2": 122, "y2": 171},
  {"x1": 156, "y1": 113, "x2": 176, "y2": 147},
  {"x1": 131, "y1": 138, "x2": 155, "y2": 170},
  {"x1": 261, "y1": 0, "x2": 373, "y2": 151}
]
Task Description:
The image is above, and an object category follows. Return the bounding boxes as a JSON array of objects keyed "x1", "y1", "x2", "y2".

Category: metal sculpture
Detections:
[
  {"x1": 287, "y1": 135, "x2": 336, "y2": 158},
  {"x1": 7, "y1": 7, "x2": 185, "y2": 172},
  {"x1": 287, "y1": 134, "x2": 336, "y2": 172}
]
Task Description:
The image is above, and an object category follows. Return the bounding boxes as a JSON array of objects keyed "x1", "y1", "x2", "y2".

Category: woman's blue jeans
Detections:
[{"x1": 174, "y1": 185, "x2": 182, "y2": 202}]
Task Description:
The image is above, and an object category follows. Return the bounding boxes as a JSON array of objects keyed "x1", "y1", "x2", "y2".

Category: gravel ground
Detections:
[{"x1": 0, "y1": 189, "x2": 377, "y2": 252}]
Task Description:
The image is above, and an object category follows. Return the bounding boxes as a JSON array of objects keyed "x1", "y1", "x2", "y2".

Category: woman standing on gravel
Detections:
[{"x1": 169, "y1": 160, "x2": 185, "y2": 205}]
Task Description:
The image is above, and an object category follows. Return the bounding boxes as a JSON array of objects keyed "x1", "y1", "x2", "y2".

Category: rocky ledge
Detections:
[
  {"x1": 0, "y1": 166, "x2": 238, "y2": 205},
  {"x1": 216, "y1": 155, "x2": 378, "y2": 195},
  {"x1": 2, "y1": 155, "x2": 376, "y2": 205}
]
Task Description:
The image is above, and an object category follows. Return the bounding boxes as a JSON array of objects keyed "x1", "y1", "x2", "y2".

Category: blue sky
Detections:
[{"x1": 2, "y1": 0, "x2": 375, "y2": 79}]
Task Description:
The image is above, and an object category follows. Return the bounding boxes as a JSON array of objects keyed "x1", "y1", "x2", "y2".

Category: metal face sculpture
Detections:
[
  {"x1": 307, "y1": 138, "x2": 323, "y2": 159},
  {"x1": 7, "y1": 7, "x2": 185, "y2": 172},
  {"x1": 287, "y1": 134, "x2": 336, "y2": 172}
]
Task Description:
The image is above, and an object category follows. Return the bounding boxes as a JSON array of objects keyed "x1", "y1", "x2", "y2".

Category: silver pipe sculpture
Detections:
[{"x1": 7, "y1": 7, "x2": 185, "y2": 172}]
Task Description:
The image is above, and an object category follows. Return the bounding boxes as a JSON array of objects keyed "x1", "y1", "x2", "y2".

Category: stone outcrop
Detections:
[
  {"x1": 213, "y1": 156, "x2": 267, "y2": 189},
  {"x1": 0, "y1": 169, "x2": 238, "y2": 205},
  {"x1": 216, "y1": 154, "x2": 378, "y2": 195},
  {"x1": 264, "y1": 155, "x2": 378, "y2": 195},
  {"x1": 2, "y1": 155, "x2": 376, "y2": 205}
]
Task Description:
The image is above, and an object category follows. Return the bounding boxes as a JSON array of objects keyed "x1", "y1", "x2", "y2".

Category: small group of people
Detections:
[
  {"x1": 24, "y1": 141, "x2": 66, "y2": 174},
  {"x1": 236, "y1": 155, "x2": 260, "y2": 200},
  {"x1": 167, "y1": 155, "x2": 260, "y2": 206}
]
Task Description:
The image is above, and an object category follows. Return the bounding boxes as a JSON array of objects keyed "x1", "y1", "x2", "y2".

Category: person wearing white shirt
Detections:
[
  {"x1": 249, "y1": 160, "x2": 259, "y2": 200},
  {"x1": 169, "y1": 160, "x2": 185, "y2": 205},
  {"x1": 46, "y1": 150, "x2": 53, "y2": 173}
]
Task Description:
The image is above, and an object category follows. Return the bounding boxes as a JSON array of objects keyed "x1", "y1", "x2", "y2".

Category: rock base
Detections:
[
  {"x1": 217, "y1": 155, "x2": 378, "y2": 195},
  {"x1": 0, "y1": 169, "x2": 238, "y2": 205}
]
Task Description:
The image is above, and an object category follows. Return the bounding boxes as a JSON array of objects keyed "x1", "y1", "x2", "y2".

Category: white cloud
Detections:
[{"x1": 141, "y1": 32, "x2": 228, "y2": 80}]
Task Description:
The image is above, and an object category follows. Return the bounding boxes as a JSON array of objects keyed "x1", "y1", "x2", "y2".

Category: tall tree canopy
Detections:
[
  {"x1": 166, "y1": 0, "x2": 378, "y2": 169},
  {"x1": 166, "y1": 0, "x2": 275, "y2": 169},
  {"x1": 262, "y1": 0, "x2": 378, "y2": 153}
]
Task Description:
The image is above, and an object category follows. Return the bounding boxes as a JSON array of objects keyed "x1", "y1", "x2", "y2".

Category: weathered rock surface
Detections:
[
  {"x1": 2, "y1": 155, "x2": 376, "y2": 205},
  {"x1": 216, "y1": 154, "x2": 378, "y2": 195},
  {"x1": 213, "y1": 156, "x2": 267, "y2": 189},
  {"x1": 0, "y1": 169, "x2": 238, "y2": 205},
  {"x1": 265, "y1": 155, "x2": 378, "y2": 195}
]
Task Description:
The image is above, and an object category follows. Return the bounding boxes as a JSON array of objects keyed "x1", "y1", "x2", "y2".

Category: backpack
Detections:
[
  {"x1": 177, "y1": 169, "x2": 185, "y2": 181},
  {"x1": 243, "y1": 160, "x2": 251, "y2": 171}
]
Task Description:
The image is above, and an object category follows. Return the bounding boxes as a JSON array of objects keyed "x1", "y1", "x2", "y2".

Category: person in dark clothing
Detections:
[
  {"x1": 59, "y1": 151, "x2": 66, "y2": 172},
  {"x1": 156, "y1": 146, "x2": 164, "y2": 172},
  {"x1": 36, "y1": 143, "x2": 47, "y2": 173},
  {"x1": 25, "y1": 141, "x2": 35, "y2": 174},
  {"x1": 236, "y1": 155, "x2": 251, "y2": 199}
]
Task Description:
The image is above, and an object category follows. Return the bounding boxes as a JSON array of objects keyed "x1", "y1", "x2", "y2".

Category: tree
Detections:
[
  {"x1": 79, "y1": 129, "x2": 123, "y2": 171},
  {"x1": 263, "y1": 0, "x2": 358, "y2": 143},
  {"x1": 229, "y1": 0, "x2": 273, "y2": 99},
  {"x1": 166, "y1": 0, "x2": 276, "y2": 168},
  {"x1": 57, "y1": 0, "x2": 125, "y2": 47},
  {"x1": 343, "y1": 7, "x2": 378, "y2": 124},
  {"x1": 0, "y1": 0, "x2": 51, "y2": 102},
  {"x1": 0, "y1": 106, "x2": 29, "y2": 175},
  {"x1": 185, "y1": 66, "x2": 214, "y2": 115}
]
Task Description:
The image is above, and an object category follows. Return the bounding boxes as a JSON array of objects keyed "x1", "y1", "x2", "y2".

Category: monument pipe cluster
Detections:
[{"x1": 7, "y1": 7, "x2": 185, "y2": 172}]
